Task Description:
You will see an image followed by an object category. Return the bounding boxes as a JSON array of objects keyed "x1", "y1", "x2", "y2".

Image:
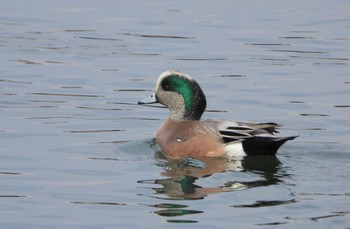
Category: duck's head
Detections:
[{"x1": 138, "y1": 70, "x2": 207, "y2": 121}]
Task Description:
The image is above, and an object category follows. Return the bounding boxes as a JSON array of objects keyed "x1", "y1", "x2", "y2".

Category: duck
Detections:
[{"x1": 138, "y1": 70, "x2": 298, "y2": 159}]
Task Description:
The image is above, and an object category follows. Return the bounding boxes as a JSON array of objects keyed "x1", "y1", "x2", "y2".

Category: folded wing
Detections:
[{"x1": 210, "y1": 120, "x2": 298, "y2": 155}]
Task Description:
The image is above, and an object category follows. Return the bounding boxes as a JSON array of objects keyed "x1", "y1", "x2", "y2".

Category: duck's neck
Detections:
[
  {"x1": 169, "y1": 109, "x2": 187, "y2": 121},
  {"x1": 168, "y1": 98, "x2": 206, "y2": 121}
]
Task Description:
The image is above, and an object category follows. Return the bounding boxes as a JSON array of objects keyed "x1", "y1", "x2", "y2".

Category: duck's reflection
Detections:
[{"x1": 138, "y1": 153, "x2": 286, "y2": 200}]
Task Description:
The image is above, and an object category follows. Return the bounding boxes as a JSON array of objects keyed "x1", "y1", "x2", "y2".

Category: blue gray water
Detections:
[{"x1": 1, "y1": 1, "x2": 349, "y2": 228}]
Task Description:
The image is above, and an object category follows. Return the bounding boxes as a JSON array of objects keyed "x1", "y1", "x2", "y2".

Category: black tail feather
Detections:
[{"x1": 242, "y1": 135, "x2": 298, "y2": 156}]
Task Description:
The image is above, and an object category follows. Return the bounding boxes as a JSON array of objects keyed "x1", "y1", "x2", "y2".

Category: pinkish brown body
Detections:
[{"x1": 156, "y1": 118, "x2": 227, "y2": 158}]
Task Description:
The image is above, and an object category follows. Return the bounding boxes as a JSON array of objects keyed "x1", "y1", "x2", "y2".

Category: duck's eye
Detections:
[{"x1": 161, "y1": 79, "x2": 172, "y2": 91}]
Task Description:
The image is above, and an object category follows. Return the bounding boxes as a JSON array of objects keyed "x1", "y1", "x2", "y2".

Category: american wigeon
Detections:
[{"x1": 138, "y1": 70, "x2": 298, "y2": 159}]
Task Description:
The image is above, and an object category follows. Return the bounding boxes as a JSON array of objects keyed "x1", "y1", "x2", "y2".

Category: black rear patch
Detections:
[{"x1": 242, "y1": 136, "x2": 298, "y2": 156}]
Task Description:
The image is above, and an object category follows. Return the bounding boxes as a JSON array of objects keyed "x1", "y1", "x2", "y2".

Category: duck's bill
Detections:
[{"x1": 138, "y1": 92, "x2": 157, "y2": 105}]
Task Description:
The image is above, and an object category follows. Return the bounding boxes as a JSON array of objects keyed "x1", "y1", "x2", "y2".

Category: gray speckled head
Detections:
[{"x1": 155, "y1": 70, "x2": 207, "y2": 121}]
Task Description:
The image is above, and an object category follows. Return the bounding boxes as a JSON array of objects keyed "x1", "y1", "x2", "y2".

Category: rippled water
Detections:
[{"x1": 1, "y1": 1, "x2": 349, "y2": 228}]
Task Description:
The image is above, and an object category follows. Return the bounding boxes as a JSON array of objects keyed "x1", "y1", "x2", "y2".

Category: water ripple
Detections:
[
  {"x1": 74, "y1": 36, "x2": 122, "y2": 41},
  {"x1": 119, "y1": 32, "x2": 195, "y2": 39},
  {"x1": 233, "y1": 199, "x2": 296, "y2": 208},
  {"x1": 27, "y1": 92, "x2": 103, "y2": 98},
  {"x1": 64, "y1": 129, "x2": 125, "y2": 133},
  {"x1": 0, "y1": 79, "x2": 32, "y2": 84},
  {"x1": 10, "y1": 59, "x2": 72, "y2": 65}
]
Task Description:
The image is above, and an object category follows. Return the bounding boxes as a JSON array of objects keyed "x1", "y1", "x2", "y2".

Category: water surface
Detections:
[{"x1": 1, "y1": 0, "x2": 349, "y2": 228}]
